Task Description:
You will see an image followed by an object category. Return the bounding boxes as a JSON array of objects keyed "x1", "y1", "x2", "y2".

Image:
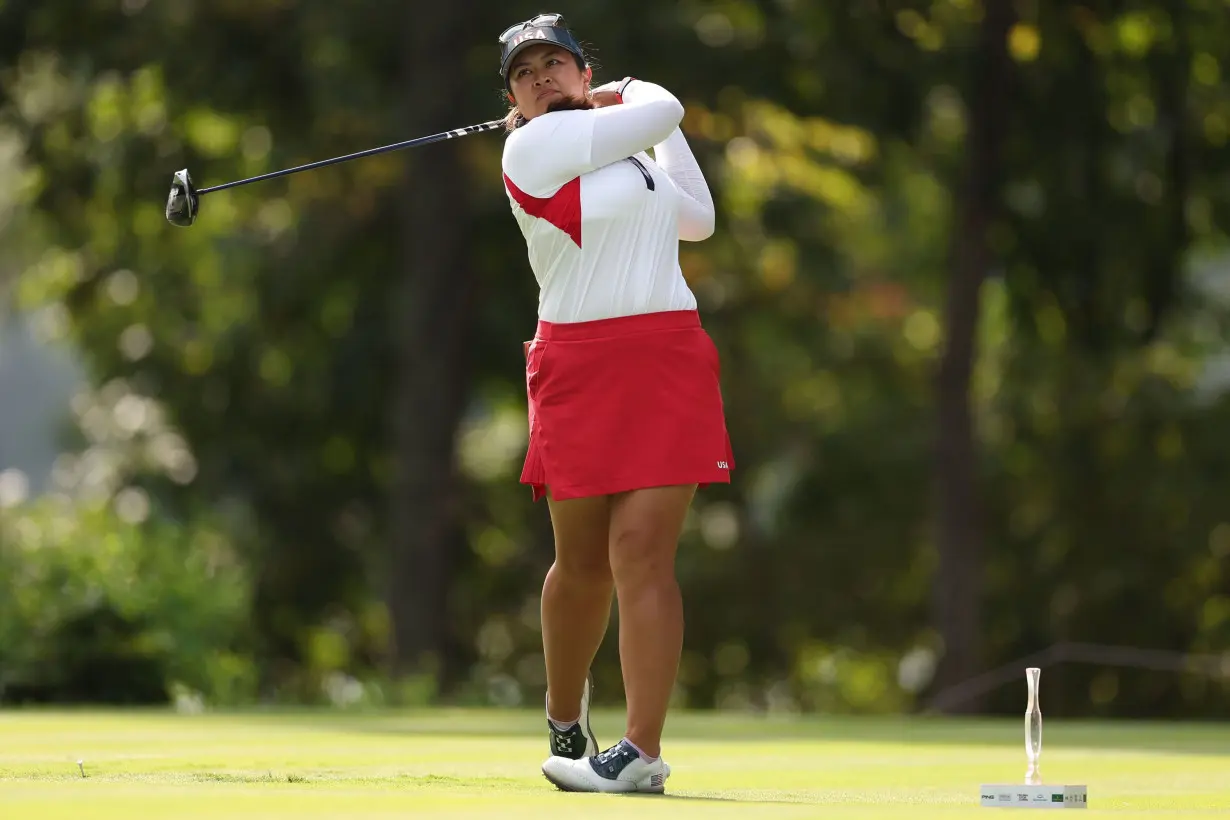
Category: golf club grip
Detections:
[{"x1": 196, "y1": 120, "x2": 505, "y2": 196}]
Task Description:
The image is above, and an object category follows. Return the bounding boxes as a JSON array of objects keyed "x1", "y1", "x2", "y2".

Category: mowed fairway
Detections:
[{"x1": 1, "y1": 708, "x2": 1228, "y2": 817}]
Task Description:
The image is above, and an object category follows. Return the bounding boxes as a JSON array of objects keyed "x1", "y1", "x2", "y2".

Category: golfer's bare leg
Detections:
[
  {"x1": 542, "y1": 491, "x2": 614, "y2": 723},
  {"x1": 608, "y1": 484, "x2": 696, "y2": 759}
]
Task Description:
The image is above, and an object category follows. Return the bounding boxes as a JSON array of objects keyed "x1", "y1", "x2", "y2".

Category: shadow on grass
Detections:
[{"x1": 639, "y1": 793, "x2": 811, "y2": 807}]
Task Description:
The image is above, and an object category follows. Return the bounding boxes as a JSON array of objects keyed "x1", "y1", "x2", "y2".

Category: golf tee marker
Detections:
[{"x1": 980, "y1": 668, "x2": 1087, "y2": 809}]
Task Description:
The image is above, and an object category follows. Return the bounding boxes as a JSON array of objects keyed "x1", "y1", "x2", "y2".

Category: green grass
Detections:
[{"x1": 1, "y1": 707, "x2": 1227, "y2": 817}]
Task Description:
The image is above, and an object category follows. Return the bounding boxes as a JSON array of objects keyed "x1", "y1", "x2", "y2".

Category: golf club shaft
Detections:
[{"x1": 196, "y1": 120, "x2": 505, "y2": 196}]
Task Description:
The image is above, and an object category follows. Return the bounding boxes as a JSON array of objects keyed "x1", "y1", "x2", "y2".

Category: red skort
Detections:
[{"x1": 520, "y1": 309, "x2": 734, "y2": 502}]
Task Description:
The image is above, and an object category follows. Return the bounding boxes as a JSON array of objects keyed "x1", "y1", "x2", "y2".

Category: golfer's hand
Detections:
[{"x1": 591, "y1": 78, "x2": 631, "y2": 108}]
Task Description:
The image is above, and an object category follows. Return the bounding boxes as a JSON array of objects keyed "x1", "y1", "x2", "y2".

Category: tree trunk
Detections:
[
  {"x1": 386, "y1": 0, "x2": 476, "y2": 682},
  {"x1": 1142, "y1": 0, "x2": 1189, "y2": 343},
  {"x1": 929, "y1": 0, "x2": 1014, "y2": 713}
]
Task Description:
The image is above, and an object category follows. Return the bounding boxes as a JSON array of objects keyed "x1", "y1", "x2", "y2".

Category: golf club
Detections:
[{"x1": 166, "y1": 119, "x2": 505, "y2": 227}]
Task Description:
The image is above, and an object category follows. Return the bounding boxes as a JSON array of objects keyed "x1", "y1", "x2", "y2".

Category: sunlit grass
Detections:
[{"x1": 1, "y1": 708, "x2": 1227, "y2": 817}]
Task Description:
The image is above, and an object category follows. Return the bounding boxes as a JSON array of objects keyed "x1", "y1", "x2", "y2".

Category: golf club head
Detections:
[{"x1": 165, "y1": 169, "x2": 198, "y2": 227}]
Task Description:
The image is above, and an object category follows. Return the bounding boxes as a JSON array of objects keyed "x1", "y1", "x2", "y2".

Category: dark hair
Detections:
[
  {"x1": 502, "y1": 50, "x2": 590, "y2": 132},
  {"x1": 503, "y1": 106, "x2": 527, "y2": 132}
]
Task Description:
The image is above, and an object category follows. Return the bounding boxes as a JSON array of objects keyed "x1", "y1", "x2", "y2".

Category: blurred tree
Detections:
[
  {"x1": 929, "y1": 0, "x2": 1015, "y2": 712},
  {"x1": 384, "y1": 0, "x2": 480, "y2": 685}
]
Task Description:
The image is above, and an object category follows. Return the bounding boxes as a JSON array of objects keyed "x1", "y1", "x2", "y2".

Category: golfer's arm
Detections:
[
  {"x1": 502, "y1": 81, "x2": 685, "y2": 196},
  {"x1": 587, "y1": 80, "x2": 685, "y2": 170},
  {"x1": 653, "y1": 127, "x2": 715, "y2": 241}
]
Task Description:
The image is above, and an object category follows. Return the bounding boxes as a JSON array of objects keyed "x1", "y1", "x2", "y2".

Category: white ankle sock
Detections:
[
  {"x1": 548, "y1": 716, "x2": 578, "y2": 731},
  {"x1": 622, "y1": 737, "x2": 659, "y2": 763}
]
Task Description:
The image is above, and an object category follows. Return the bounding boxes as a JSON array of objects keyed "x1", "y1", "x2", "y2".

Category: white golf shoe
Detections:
[{"x1": 542, "y1": 739, "x2": 670, "y2": 794}]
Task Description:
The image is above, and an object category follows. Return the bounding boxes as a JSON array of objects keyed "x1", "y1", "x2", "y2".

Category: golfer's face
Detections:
[{"x1": 509, "y1": 46, "x2": 589, "y2": 121}]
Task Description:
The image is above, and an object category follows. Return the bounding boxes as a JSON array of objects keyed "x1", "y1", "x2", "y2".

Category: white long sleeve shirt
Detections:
[{"x1": 501, "y1": 80, "x2": 716, "y2": 323}]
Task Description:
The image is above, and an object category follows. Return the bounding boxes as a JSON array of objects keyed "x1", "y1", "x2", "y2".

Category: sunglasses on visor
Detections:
[{"x1": 499, "y1": 13, "x2": 566, "y2": 43}]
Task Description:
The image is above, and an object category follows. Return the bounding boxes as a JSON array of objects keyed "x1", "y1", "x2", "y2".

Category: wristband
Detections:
[{"x1": 614, "y1": 77, "x2": 636, "y2": 103}]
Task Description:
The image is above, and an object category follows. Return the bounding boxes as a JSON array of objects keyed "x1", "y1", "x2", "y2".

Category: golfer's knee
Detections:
[
  {"x1": 609, "y1": 527, "x2": 674, "y2": 589},
  {"x1": 552, "y1": 545, "x2": 611, "y2": 586}
]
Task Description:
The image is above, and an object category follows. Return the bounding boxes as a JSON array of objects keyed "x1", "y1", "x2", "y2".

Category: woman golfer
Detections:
[{"x1": 498, "y1": 14, "x2": 733, "y2": 794}]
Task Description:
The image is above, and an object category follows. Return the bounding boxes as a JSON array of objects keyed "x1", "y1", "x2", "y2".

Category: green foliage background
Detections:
[{"x1": 1, "y1": 0, "x2": 1228, "y2": 718}]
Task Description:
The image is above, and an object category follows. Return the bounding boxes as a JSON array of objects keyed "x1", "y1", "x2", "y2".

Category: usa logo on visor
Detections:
[{"x1": 509, "y1": 28, "x2": 549, "y2": 48}]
